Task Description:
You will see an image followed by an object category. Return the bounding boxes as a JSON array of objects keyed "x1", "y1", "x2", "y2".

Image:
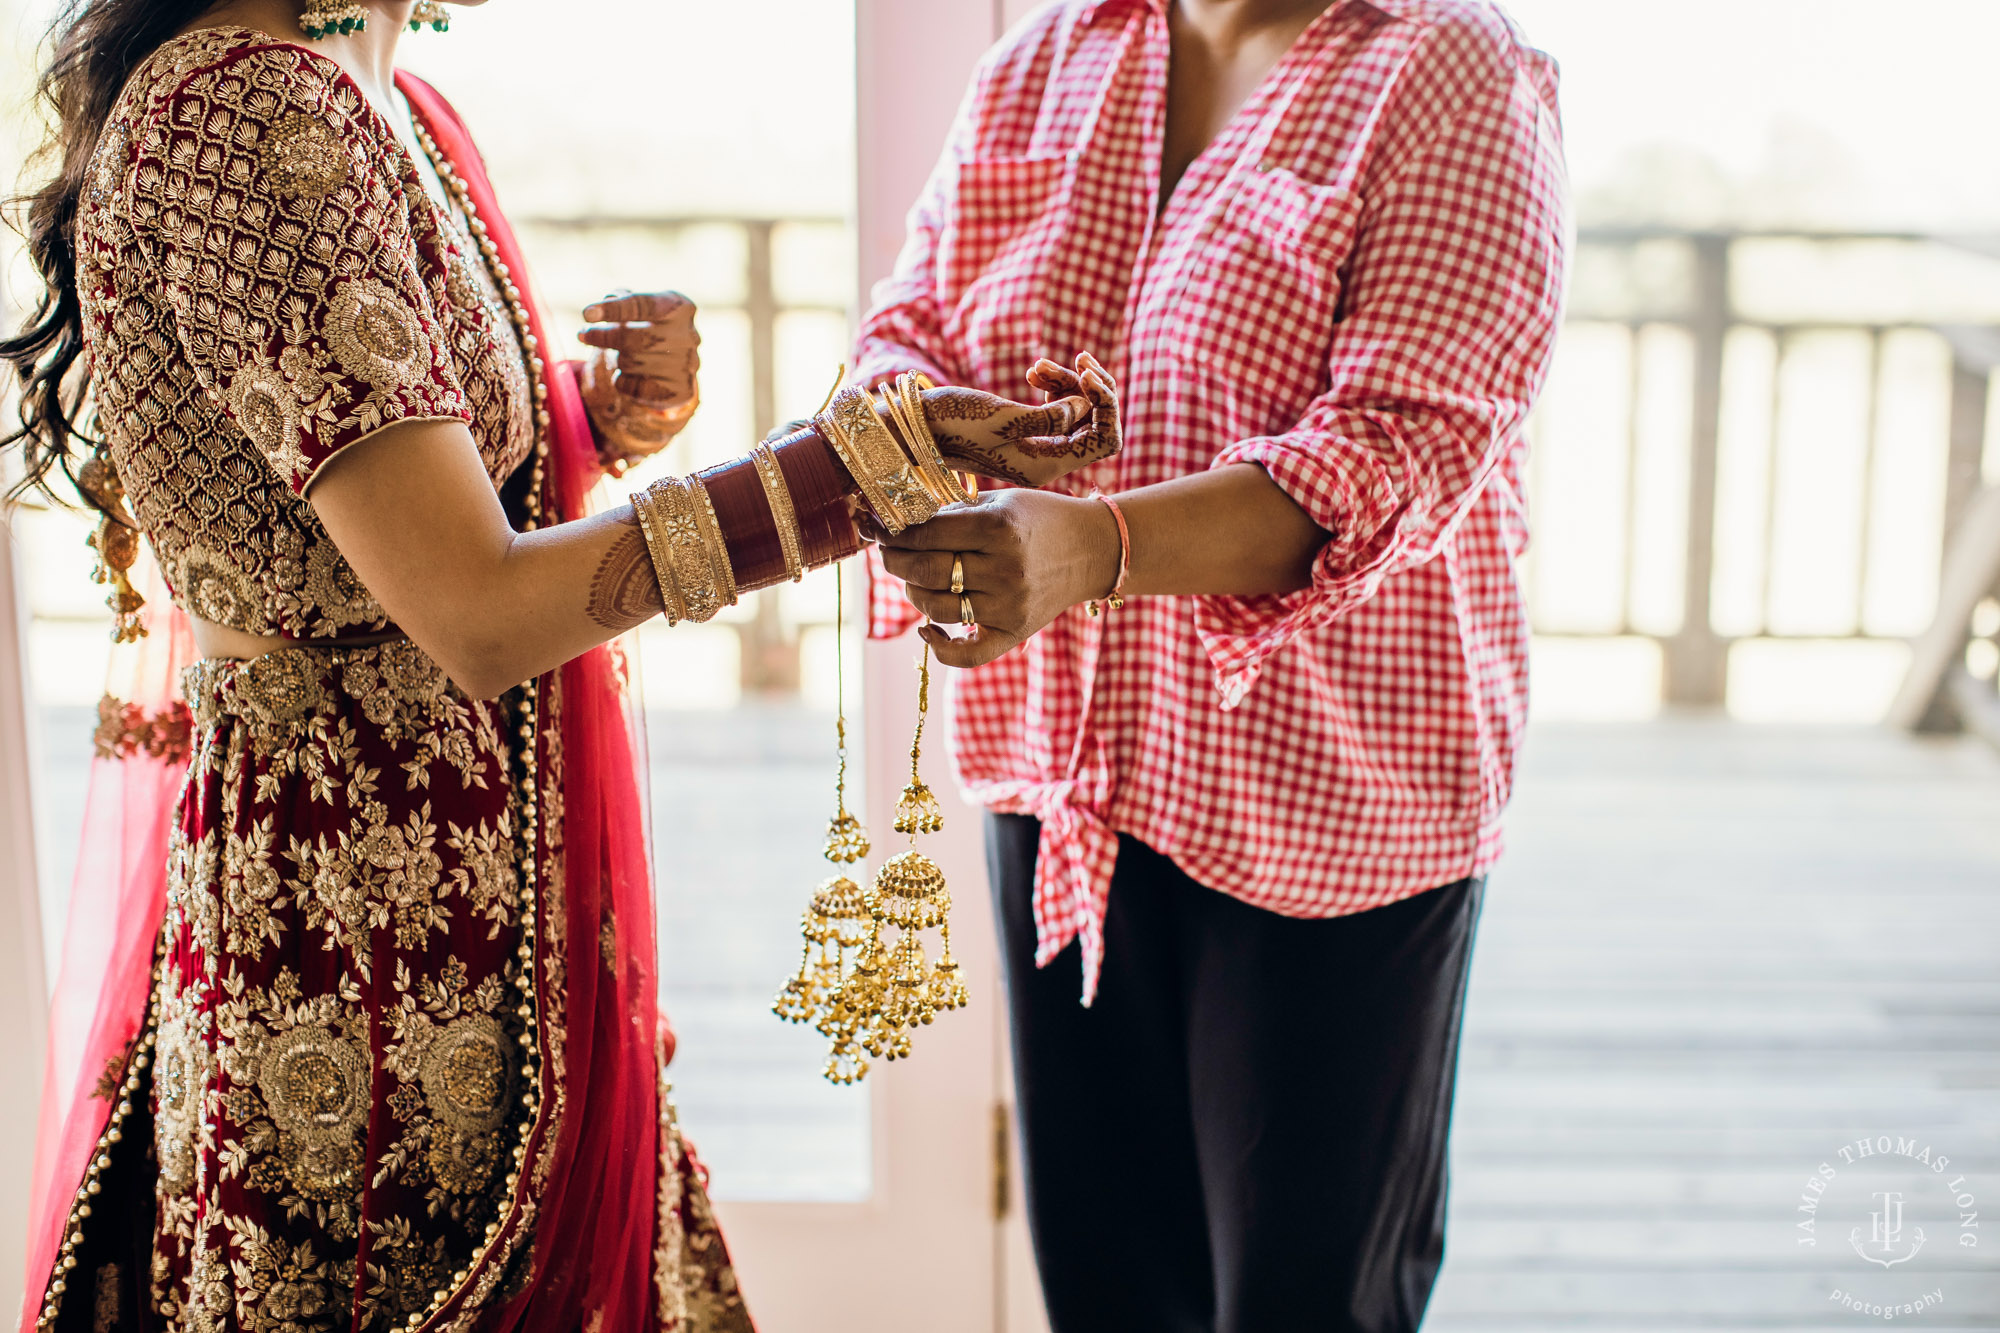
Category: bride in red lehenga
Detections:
[{"x1": 1, "y1": 4, "x2": 1121, "y2": 1330}]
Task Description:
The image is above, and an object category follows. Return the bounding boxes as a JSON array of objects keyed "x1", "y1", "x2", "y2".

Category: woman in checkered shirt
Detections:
[{"x1": 865, "y1": 0, "x2": 1568, "y2": 1328}]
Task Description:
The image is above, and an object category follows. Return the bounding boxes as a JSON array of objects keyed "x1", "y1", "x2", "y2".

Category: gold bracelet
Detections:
[
  {"x1": 819, "y1": 385, "x2": 938, "y2": 534},
  {"x1": 891, "y1": 372, "x2": 973, "y2": 508},
  {"x1": 750, "y1": 442, "x2": 805, "y2": 583},
  {"x1": 631, "y1": 482, "x2": 689, "y2": 625},
  {"x1": 689, "y1": 469, "x2": 740, "y2": 609},
  {"x1": 650, "y1": 474, "x2": 727, "y2": 623}
]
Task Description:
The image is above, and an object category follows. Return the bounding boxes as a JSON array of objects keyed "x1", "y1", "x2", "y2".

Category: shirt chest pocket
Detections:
[
  {"x1": 936, "y1": 154, "x2": 1072, "y2": 378},
  {"x1": 1171, "y1": 168, "x2": 1364, "y2": 430}
]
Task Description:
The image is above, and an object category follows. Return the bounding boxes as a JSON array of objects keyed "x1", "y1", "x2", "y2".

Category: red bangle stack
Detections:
[{"x1": 702, "y1": 425, "x2": 863, "y2": 594}]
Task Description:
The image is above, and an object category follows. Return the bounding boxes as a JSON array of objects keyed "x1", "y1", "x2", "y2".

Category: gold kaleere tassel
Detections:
[
  {"x1": 774, "y1": 559, "x2": 883, "y2": 1082},
  {"x1": 772, "y1": 369, "x2": 969, "y2": 1084},
  {"x1": 845, "y1": 639, "x2": 968, "y2": 1069},
  {"x1": 77, "y1": 450, "x2": 146, "y2": 643}
]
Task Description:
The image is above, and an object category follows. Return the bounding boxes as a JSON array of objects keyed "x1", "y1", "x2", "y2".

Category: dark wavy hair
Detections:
[{"x1": 1, "y1": 0, "x2": 211, "y2": 515}]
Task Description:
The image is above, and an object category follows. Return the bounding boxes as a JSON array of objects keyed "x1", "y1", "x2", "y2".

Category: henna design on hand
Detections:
[
  {"x1": 919, "y1": 356, "x2": 1123, "y2": 488},
  {"x1": 586, "y1": 512, "x2": 664, "y2": 631},
  {"x1": 925, "y1": 432, "x2": 1034, "y2": 486}
]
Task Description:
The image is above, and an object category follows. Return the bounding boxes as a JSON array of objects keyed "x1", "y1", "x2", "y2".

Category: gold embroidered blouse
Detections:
[{"x1": 76, "y1": 27, "x2": 535, "y2": 639}]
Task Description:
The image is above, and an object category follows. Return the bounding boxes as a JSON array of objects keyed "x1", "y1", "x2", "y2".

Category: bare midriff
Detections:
[{"x1": 190, "y1": 616, "x2": 410, "y2": 662}]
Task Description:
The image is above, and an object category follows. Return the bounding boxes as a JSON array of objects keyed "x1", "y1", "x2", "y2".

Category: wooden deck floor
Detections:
[{"x1": 1426, "y1": 720, "x2": 2000, "y2": 1332}]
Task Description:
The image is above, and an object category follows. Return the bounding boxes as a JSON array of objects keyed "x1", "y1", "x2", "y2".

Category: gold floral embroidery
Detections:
[
  {"x1": 92, "y1": 694, "x2": 194, "y2": 762},
  {"x1": 154, "y1": 986, "x2": 211, "y2": 1195},
  {"x1": 420, "y1": 1015, "x2": 512, "y2": 1137},
  {"x1": 177, "y1": 545, "x2": 261, "y2": 628},
  {"x1": 260, "y1": 112, "x2": 349, "y2": 201},
  {"x1": 91, "y1": 1263, "x2": 121, "y2": 1333},
  {"x1": 226, "y1": 363, "x2": 307, "y2": 481},
  {"x1": 303, "y1": 542, "x2": 381, "y2": 630},
  {"x1": 75, "y1": 28, "x2": 531, "y2": 641},
  {"x1": 325, "y1": 277, "x2": 429, "y2": 389}
]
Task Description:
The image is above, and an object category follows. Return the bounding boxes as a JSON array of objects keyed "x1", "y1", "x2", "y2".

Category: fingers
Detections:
[
  {"x1": 877, "y1": 546, "x2": 977, "y2": 591},
  {"x1": 903, "y1": 583, "x2": 982, "y2": 625},
  {"x1": 582, "y1": 290, "x2": 696, "y2": 325},
  {"x1": 1075, "y1": 351, "x2": 1115, "y2": 393},
  {"x1": 615, "y1": 373, "x2": 698, "y2": 409},
  {"x1": 1029, "y1": 395, "x2": 1091, "y2": 436},
  {"x1": 1027, "y1": 358, "x2": 1083, "y2": 397},
  {"x1": 872, "y1": 507, "x2": 1001, "y2": 553},
  {"x1": 919, "y1": 620, "x2": 1020, "y2": 669},
  {"x1": 576, "y1": 323, "x2": 701, "y2": 354}
]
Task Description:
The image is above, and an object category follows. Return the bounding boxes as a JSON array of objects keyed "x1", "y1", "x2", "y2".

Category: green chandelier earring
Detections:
[
  {"x1": 409, "y1": 1, "x2": 451, "y2": 31},
  {"x1": 299, "y1": 0, "x2": 369, "y2": 37}
]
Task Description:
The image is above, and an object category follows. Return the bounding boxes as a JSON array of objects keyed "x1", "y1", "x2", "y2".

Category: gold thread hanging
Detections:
[{"x1": 773, "y1": 556, "x2": 878, "y2": 1083}]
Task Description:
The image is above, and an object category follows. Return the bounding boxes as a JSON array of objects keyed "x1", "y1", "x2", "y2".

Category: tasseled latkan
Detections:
[
  {"x1": 893, "y1": 778, "x2": 943, "y2": 837},
  {"x1": 78, "y1": 451, "x2": 146, "y2": 644},
  {"x1": 773, "y1": 874, "x2": 870, "y2": 1027},
  {"x1": 770, "y1": 431, "x2": 970, "y2": 1086}
]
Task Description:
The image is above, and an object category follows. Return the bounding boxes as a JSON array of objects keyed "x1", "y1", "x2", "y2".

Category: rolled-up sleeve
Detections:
[{"x1": 1196, "y1": 55, "x2": 1569, "y2": 708}]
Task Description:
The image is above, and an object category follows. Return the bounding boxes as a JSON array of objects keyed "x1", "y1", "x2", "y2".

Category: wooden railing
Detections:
[
  {"x1": 1887, "y1": 322, "x2": 2000, "y2": 747},
  {"x1": 29, "y1": 218, "x2": 2000, "y2": 720},
  {"x1": 1546, "y1": 228, "x2": 2000, "y2": 709}
]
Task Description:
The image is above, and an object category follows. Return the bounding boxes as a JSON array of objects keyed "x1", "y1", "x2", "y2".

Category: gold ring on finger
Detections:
[
  {"x1": 950, "y1": 554, "x2": 965, "y2": 596},
  {"x1": 960, "y1": 593, "x2": 976, "y2": 628}
]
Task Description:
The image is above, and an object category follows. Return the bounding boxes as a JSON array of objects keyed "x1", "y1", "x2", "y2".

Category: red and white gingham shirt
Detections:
[{"x1": 856, "y1": 0, "x2": 1568, "y2": 1002}]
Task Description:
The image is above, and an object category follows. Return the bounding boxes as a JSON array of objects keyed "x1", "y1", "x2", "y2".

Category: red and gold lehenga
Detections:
[{"x1": 24, "y1": 28, "x2": 751, "y2": 1333}]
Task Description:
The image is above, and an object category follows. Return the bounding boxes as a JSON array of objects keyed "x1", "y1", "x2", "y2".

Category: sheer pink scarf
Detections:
[{"x1": 23, "y1": 71, "x2": 670, "y2": 1333}]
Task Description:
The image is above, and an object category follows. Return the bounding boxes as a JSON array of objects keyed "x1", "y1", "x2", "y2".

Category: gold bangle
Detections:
[
  {"x1": 751, "y1": 442, "x2": 805, "y2": 583},
  {"x1": 689, "y1": 469, "x2": 740, "y2": 609},
  {"x1": 631, "y1": 482, "x2": 689, "y2": 625},
  {"x1": 653, "y1": 474, "x2": 726, "y2": 623},
  {"x1": 819, "y1": 385, "x2": 938, "y2": 534},
  {"x1": 892, "y1": 372, "x2": 973, "y2": 508}
]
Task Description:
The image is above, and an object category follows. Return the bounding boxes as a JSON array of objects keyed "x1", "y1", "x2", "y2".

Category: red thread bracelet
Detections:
[{"x1": 1087, "y1": 492, "x2": 1130, "y2": 617}]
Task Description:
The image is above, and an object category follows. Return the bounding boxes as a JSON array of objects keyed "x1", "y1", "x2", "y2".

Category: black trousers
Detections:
[{"x1": 988, "y1": 814, "x2": 1484, "y2": 1333}]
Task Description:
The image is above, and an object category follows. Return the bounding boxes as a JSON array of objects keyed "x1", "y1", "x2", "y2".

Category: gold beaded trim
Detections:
[
  {"x1": 404, "y1": 116, "x2": 554, "y2": 1333},
  {"x1": 631, "y1": 483, "x2": 691, "y2": 625},
  {"x1": 818, "y1": 385, "x2": 938, "y2": 534},
  {"x1": 885, "y1": 372, "x2": 972, "y2": 508},
  {"x1": 750, "y1": 443, "x2": 805, "y2": 583},
  {"x1": 34, "y1": 988, "x2": 159, "y2": 1332}
]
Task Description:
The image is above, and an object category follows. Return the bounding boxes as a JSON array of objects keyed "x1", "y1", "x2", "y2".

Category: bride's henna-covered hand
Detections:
[
  {"x1": 922, "y1": 353, "x2": 1121, "y2": 487},
  {"x1": 578, "y1": 290, "x2": 701, "y2": 472}
]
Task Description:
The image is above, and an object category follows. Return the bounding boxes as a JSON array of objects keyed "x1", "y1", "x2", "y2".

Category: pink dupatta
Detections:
[{"x1": 23, "y1": 69, "x2": 690, "y2": 1333}]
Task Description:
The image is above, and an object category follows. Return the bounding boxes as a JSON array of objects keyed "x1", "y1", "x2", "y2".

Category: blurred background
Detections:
[{"x1": 3, "y1": 0, "x2": 1998, "y2": 1329}]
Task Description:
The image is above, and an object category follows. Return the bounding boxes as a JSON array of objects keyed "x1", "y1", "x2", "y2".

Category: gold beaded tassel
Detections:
[
  {"x1": 773, "y1": 561, "x2": 879, "y2": 1084},
  {"x1": 846, "y1": 638, "x2": 968, "y2": 1069},
  {"x1": 76, "y1": 450, "x2": 146, "y2": 643},
  {"x1": 408, "y1": 0, "x2": 451, "y2": 31},
  {"x1": 299, "y1": 0, "x2": 370, "y2": 38}
]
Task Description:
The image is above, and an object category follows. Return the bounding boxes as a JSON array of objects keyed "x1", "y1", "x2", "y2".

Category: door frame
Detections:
[
  {"x1": 703, "y1": 4, "x2": 1032, "y2": 1331},
  {"x1": 0, "y1": 514, "x2": 52, "y2": 1328}
]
